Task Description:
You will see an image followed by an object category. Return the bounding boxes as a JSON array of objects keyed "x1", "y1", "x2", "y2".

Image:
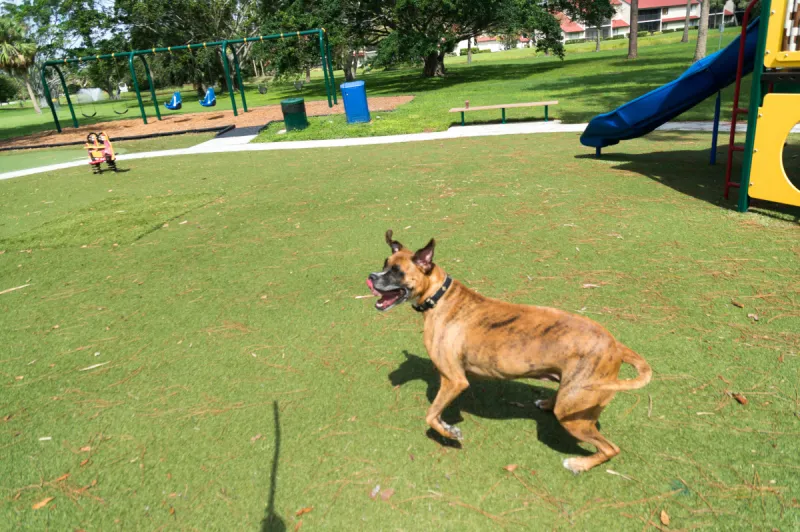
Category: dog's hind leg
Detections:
[
  {"x1": 554, "y1": 398, "x2": 620, "y2": 474},
  {"x1": 426, "y1": 375, "x2": 469, "y2": 441}
]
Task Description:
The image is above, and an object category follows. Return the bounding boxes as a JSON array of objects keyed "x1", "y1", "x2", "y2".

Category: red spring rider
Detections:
[{"x1": 85, "y1": 131, "x2": 118, "y2": 174}]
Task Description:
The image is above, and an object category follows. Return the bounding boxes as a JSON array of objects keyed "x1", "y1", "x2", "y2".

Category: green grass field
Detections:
[
  {"x1": 0, "y1": 134, "x2": 215, "y2": 173},
  {"x1": 2, "y1": 30, "x2": 743, "y2": 145},
  {"x1": 1, "y1": 132, "x2": 798, "y2": 530},
  {"x1": 255, "y1": 32, "x2": 743, "y2": 143}
]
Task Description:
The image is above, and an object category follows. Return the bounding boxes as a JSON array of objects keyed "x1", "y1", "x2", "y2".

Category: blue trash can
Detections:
[{"x1": 340, "y1": 80, "x2": 370, "y2": 124}]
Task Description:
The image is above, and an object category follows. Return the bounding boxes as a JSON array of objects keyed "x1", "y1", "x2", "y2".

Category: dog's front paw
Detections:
[
  {"x1": 441, "y1": 421, "x2": 463, "y2": 442},
  {"x1": 562, "y1": 457, "x2": 589, "y2": 475}
]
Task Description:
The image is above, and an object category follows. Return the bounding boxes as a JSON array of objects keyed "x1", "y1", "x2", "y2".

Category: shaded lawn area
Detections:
[
  {"x1": 0, "y1": 134, "x2": 215, "y2": 173},
  {"x1": 256, "y1": 34, "x2": 749, "y2": 143},
  {"x1": 1, "y1": 132, "x2": 798, "y2": 530},
  {"x1": 4, "y1": 31, "x2": 744, "y2": 144}
]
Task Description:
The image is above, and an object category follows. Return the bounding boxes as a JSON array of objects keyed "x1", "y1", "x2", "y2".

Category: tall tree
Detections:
[
  {"x1": 681, "y1": 0, "x2": 693, "y2": 42},
  {"x1": 0, "y1": 73, "x2": 19, "y2": 102},
  {"x1": 627, "y1": 0, "x2": 639, "y2": 59},
  {"x1": 0, "y1": 17, "x2": 41, "y2": 113},
  {"x1": 517, "y1": 3, "x2": 565, "y2": 58},
  {"x1": 259, "y1": 0, "x2": 372, "y2": 82},
  {"x1": 117, "y1": 0, "x2": 260, "y2": 90},
  {"x1": 561, "y1": 0, "x2": 615, "y2": 53},
  {"x1": 693, "y1": 0, "x2": 710, "y2": 61}
]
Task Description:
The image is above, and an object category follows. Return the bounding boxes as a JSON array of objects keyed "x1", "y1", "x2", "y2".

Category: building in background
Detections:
[{"x1": 458, "y1": 0, "x2": 736, "y2": 50}]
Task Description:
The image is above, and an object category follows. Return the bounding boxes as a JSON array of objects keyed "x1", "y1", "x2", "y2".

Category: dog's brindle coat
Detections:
[{"x1": 368, "y1": 231, "x2": 652, "y2": 473}]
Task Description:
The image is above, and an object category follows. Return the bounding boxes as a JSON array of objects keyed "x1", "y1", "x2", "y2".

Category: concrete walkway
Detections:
[{"x1": 2, "y1": 120, "x2": 796, "y2": 182}]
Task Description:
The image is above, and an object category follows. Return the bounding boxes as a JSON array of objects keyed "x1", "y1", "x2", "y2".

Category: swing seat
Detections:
[
  {"x1": 165, "y1": 92, "x2": 182, "y2": 110},
  {"x1": 200, "y1": 88, "x2": 216, "y2": 107}
]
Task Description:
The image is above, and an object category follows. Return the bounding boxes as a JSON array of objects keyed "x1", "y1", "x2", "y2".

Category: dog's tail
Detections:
[{"x1": 587, "y1": 345, "x2": 652, "y2": 392}]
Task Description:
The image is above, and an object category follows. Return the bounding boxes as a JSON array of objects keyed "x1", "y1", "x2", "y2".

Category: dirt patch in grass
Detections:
[{"x1": 0, "y1": 96, "x2": 414, "y2": 149}]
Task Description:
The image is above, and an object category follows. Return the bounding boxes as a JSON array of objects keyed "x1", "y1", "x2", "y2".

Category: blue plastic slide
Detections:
[{"x1": 580, "y1": 18, "x2": 760, "y2": 150}]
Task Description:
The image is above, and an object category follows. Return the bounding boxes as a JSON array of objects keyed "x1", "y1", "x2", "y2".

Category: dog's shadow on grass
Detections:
[{"x1": 389, "y1": 351, "x2": 591, "y2": 457}]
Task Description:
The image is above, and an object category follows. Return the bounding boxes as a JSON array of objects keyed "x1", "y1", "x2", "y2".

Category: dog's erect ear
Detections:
[
  {"x1": 385, "y1": 229, "x2": 403, "y2": 254},
  {"x1": 412, "y1": 238, "x2": 435, "y2": 274}
]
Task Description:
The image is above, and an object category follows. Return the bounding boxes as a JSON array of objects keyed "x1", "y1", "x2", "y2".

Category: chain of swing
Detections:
[{"x1": 75, "y1": 57, "x2": 130, "y2": 118}]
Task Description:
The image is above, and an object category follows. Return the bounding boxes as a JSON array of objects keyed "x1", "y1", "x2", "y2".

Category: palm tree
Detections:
[{"x1": 0, "y1": 17, "x2": 41, "y2": 114}]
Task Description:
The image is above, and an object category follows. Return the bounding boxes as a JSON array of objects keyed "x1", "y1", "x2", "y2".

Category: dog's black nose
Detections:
[{"x1": 368, "y1": 273, "x2": 378, "y2": 283}]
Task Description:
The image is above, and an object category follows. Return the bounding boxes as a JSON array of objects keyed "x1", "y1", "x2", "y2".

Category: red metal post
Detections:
[{"x1": 724, "y1": 0, "x2": 761, "y2": 199}]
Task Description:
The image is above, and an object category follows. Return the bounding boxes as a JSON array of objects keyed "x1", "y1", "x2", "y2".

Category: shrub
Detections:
[{"x1": 565, "y1": 38, "x2": 587, "y2": 44}]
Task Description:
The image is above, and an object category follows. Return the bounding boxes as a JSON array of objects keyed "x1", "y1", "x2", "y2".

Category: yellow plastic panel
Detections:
[
  {"x1": 764, "y1": 0, "x2": 800, "y2": 68},
  {"x1": 750, "y1": 94, "x2": 800, "y2": 207}
]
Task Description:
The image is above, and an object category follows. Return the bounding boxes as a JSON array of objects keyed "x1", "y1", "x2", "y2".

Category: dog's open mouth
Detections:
[{"x1": 366, "y1": 278, "x2": 408, "y2": 311}]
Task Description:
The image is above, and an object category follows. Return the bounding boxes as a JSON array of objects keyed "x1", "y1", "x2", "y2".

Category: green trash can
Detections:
[{"x1": 281, "y1": 97, "x2": 309, "y2": 131}]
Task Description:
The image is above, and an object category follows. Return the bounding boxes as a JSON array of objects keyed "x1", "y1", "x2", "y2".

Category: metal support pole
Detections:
[
  {"x1": 318, "y1": 30, "x2": 332, "y2": 107},
  {"x1": 41, "y1": 68, "x2": 60, "y2": 129},
  {"x1": 710, "y1": 92, "x2": 721, "y2": 165},
  {"x1": 231, "y1": 45, "x2": 248, "y2": 113},
  {"x1": 220, "y1": 41, "x2": 238, "y2": 116},
  {"x1": 128, "y1": 52, "x2": 149, "y2": 125},
  {"x1": 54, "y1": 66, "x2": 78, "y2": 129},
  {"x1": 502, "y1": 108, "x2": 506, "y2": 124},
  {"x1": 138, "y1": 55, "x2": 162, "y2": 121},
  {"x1": 596, "y1": 147, "x2": 601, "y2": 159},
  {"x1": 40, "y1": 66, "x2": 61, "y2": 133},
  {"x1": 461, "y1": 112, "x2": 465, "y2": 126},
  {"x1": 42, "y1": 65, "x2": 77, "y2": 132},
  {"x1": 325, "y1": 33, "x2": 337, "y2": 105},
  {"x1": 737, "y1": 3, "x2": 771, "y2": 212},
  {"x1": 545, "y1": 105, "x2": 549, "y2": 122}
]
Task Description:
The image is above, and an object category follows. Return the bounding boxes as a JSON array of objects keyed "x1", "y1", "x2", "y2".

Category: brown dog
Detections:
[{"x1": 367, "y1": 230, "x2": 652, "y2": 473}]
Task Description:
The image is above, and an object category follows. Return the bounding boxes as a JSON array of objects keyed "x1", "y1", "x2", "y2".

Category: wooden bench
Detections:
[{"x1": 449, "y1": 100, "x2": 558, "y2": 126}]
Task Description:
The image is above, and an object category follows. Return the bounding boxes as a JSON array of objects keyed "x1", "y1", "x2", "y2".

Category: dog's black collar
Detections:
[{"x1": 412, "y1": 276, "x2": 453, "y2": 313}]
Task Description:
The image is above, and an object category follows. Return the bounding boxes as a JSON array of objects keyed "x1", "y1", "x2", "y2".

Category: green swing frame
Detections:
[{"x1": 41, "y1": 28, "x2": 337, "y2": 133}]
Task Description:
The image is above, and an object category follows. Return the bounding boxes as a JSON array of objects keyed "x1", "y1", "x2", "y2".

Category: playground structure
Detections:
[
  {"x1": 40, "y1": 29, "x2": 337, "y2": 133},
  {"x1": 580, "y1": 0, "x2": 800, "y2": 212},
  {"x1": 84, "y1": 131, "x2": 118, "y2": 174},
  {"x1": 724, "y1": 0, "x2": 800, "y2": 210}
]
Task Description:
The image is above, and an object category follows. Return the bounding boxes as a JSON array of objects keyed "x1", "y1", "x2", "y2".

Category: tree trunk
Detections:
[
  {"x1": 628, "y1": 0, "x2": 639, "y2": 59},
  {"x1": 681, "y1": 0, "x2": 693, "y2": 42},
  {"x1": 305, "y1": 67, "x2": 311, "y2": 83},
  {"x1": 343, "y1": 51, "x2": 356, "y2": 81},
  {"x1": 693, "y1": 0, "x2": 710, "y2": 61},
  {"x1": 423, "y1": 51, "x2": 445, "y2": 77},
  {"x1": 23, "y1": 77, "x2": 41, "y2": 114},
  {"x1": 467, "y1": 37, "x2": 472, "y2": 65},
  {"x1": 595, "y1": 25, "x2": 601, "y2": 52}
]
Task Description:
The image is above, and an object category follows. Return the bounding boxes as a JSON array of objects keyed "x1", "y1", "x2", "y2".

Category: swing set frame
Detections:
[{"x1": 41, "y1": 28, "x2": 337, "y2": 133}]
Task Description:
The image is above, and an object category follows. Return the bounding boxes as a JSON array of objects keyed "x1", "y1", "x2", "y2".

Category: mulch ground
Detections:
[{"x1": 1, "y1": 95, "x2": 415, "y2": 149}]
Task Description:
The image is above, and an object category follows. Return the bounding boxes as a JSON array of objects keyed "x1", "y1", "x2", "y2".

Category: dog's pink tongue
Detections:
[{"x1": 366, "y1": 278, "x2": 379, "y2": 297}]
